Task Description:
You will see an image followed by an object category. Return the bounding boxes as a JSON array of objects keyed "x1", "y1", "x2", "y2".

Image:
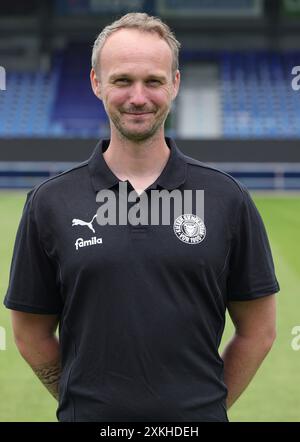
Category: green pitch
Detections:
[{"x1": 0, "y1": 191, "x2": 299, "y2": 422}]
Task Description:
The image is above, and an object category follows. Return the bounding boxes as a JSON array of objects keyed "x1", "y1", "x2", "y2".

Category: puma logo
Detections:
[{"x1": 72, "y1": 214, "x2": 97, "y2": 233}]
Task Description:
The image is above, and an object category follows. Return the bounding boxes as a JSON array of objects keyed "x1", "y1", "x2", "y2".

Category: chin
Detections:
[
  {"x1": 112, "y1": 117, "x2": 162, "y2": 141},
  {"x1": 118, "y1": 125, "x2": 158, "y2": 141},
  {"x1": 124, "y1": 133, "x2": 154, "y2": 142},
  {"x1": 122, "y1": 130, "x2": 157, "y2": 142}
]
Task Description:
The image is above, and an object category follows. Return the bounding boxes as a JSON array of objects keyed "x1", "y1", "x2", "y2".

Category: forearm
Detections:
[
  {"x1": 16, "y1": 335, "x2": 61, "y2": 400},
  {"x1": 221, "y1": 333, "x2": 274, "y2": 410}
]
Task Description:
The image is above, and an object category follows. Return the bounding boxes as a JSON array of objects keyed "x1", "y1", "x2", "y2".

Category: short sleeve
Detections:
[
  {"x1": 4, "y1": 190, "x2": 63, "y2": 314},
  {"x1": 227, "y1": 185, "x2": 280, "y2": 301}
]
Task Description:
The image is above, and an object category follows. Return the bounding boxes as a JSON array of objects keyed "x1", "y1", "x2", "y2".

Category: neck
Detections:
[{"x1": 103, "y1": 129, "x2": 170, "y2": 181}]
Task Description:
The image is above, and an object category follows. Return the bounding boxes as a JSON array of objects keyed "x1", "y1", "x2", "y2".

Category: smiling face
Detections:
[{"x1": 90, "y1": 28, "x2": 180, "y2": 142}]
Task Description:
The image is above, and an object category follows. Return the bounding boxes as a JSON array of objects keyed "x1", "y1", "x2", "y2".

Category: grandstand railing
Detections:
[{"x1": 0, "y1": 162, "x2": 300, "y2": 191}]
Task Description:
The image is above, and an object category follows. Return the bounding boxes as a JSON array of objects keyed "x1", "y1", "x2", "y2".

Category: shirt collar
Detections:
[{"x1": 88, "y1": 137, "x2": 187, "y2": 192}]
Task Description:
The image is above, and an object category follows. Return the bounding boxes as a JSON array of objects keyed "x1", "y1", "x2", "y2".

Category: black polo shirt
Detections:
[{"x1": 4, "y1": 137, "x2": 279, "y2": 422}]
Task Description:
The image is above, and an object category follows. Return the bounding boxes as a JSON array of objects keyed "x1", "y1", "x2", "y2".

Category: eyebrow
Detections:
[{"x1": 109, "y1": 73, "x2": 167, "y2": 82}]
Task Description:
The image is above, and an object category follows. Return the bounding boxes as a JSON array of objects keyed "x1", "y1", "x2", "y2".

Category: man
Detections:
[{"x1": 4, "y1": 13, "x2": 279, "y2": 422}]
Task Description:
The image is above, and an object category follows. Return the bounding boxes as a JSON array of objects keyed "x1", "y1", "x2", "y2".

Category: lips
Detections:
[{"x1": 125, "y1": 112, "x2": 152, "y2": 115}]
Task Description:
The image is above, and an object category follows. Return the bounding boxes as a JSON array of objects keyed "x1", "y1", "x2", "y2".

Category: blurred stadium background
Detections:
[{"x1": 0, "y1": 0, "x2": 300, "y2": 422}]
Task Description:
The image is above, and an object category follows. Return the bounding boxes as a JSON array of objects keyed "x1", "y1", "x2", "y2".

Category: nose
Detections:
[{"x1": 129, "y1": 82, "x2": 147, "y2": 107}]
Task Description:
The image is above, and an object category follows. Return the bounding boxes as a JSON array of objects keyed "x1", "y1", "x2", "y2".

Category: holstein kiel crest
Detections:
[{"x1": 173, "y1": 214, "x2": 206, "y2": 244}]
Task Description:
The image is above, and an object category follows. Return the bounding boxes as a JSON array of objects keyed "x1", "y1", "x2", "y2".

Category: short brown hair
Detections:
[{"x1": 91, "y1": 12, "x2": 181, "y2": 79}]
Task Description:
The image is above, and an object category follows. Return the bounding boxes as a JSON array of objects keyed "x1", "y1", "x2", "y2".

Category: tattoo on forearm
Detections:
[{"x1": 32, "y1": 358, "x2": 61, "y2": 401}]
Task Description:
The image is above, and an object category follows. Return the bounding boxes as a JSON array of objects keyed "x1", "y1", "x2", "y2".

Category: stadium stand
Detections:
[
  {"x1": 51, "y1": 44, "x2": 108, "y2": 137},
  {"x1": 1, "y1": 48, "x2": 299, "y2": 139},
  {"x1": 0, "y1": 0, "x2": 299, "y2": 191},
  {"x1": 0, "y1": 70, "x2": 58, "y2": 137},
  {"x1": 221, "y1": 50, "x2": 300, "y2": 138}
]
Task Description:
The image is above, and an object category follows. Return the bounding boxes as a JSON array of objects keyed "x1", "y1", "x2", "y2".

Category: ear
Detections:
[
  {"x1": 90, "y1": 68, "x2": 102, "y2": 99},
  {"x1": 172, "y1": 70, "x2": 180, "y2": 100}
]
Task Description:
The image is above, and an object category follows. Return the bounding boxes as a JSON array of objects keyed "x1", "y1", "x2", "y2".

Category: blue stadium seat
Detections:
[{"x1": 0, "y1": 48, "x2": 299, "y2": 138}]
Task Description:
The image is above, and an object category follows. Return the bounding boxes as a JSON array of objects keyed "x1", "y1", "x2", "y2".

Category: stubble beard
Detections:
[{"x1": 109, "y1": 107, "x2": 171, "y2": 142}]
